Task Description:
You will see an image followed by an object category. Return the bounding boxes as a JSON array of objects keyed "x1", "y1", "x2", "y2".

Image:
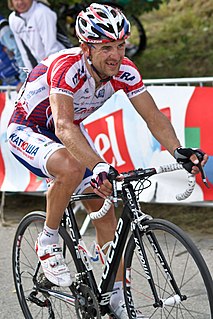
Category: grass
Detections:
[
  {"x1": 139, "y1": 202, "x2": 213, "y2": 235},
  {"x1": 133, "y1": 0, "x2": 213, "y2": 79}
]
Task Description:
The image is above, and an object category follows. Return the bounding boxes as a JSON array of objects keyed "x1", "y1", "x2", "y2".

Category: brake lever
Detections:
[
  {"x1": 197, "y1": 163, "x2": 210, "y2": 188},
  {"x1": 108, "y1": 166, "x2": 119, "y2": 207},
  {"x1": 112, "y1": 179, "x2": 118, "y2": 207}
]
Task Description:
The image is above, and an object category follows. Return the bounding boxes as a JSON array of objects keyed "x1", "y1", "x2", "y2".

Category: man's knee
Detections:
[{"x1": 47, "y1": 150, "x2": 85, "y2": 185}]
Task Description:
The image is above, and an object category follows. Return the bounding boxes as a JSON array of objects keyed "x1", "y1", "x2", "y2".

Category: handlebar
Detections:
[{"x1": 89, "y1": 163, "x2": 196, "y2": 220}]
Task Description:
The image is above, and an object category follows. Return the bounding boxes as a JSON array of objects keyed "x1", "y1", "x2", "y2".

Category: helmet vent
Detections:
[
  {"x1": 98, "y1": 11, "x2": 108, "y2": 19},
  {"x1": 117, "y1": 19, "x2": 124, "y2": 32},
  {"x1": 80, "y1": 18, "x2": 87, "y2": 27},
  {"x1": 97, "y1": 23, "x2": 114, "y2": 33},
  {"x1": 110, "y1": 9, "x2": 117, "y2": 18}
]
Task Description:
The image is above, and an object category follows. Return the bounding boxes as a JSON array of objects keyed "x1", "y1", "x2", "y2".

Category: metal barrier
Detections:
[
  {"x1": 1, "y1": 77, "x2": 213, "y2": 227},
  {"x1": 1, "y1": 77, "x2": 213, "y2": 92},
  {"x1": 143, "y1": 77, "x2": 213, "y2": 87}
]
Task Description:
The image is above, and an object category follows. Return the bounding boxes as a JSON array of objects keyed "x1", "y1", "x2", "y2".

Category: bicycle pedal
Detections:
[{"x1": 37, "y1": 274, "x2": 55, "y2": 289}]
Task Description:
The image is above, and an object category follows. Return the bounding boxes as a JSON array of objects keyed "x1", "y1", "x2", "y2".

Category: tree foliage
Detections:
[{"x1": 0, "y1": 0, "x2": 163, "y2": 18}]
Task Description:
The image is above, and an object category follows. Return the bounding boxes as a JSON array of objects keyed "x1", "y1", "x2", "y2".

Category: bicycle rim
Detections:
[
  {"x1": 12, "y1": 211, "x2": 79, "y2": 318},
  {"x1": 125, "y1": 15, "x2": 146, "y2": 58},
  {"x1": 123, "y1": 218, "x2": 213, "y2": 318}
]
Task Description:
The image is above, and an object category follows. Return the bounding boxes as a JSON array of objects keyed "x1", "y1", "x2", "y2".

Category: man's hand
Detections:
[
  {"x1": 174, "y1": 147, "x2": 208, "y2": 175},
  {"x1": 90, "y1": 162, "x2": 119, "y2": 198}
]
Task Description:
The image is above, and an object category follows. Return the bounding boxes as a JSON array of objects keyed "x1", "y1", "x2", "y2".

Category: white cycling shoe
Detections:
[
  {"x1": 35, "y1": 234, "x2": 72, "y2": 287},
  {"x1": 112, "y1": 301, "x2": 149, "y2": 319}
]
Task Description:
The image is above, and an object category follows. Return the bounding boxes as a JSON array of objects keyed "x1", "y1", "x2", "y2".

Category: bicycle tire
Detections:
[
  {"x1": 12, "y1": 211, "x2": 79, "y2": 318},
  {"x1": 123, "y1": 218, "x2": 213, "y2": 318},
  {"x1": 125, "y1": 14, "x2": 147, "y2": 58}
]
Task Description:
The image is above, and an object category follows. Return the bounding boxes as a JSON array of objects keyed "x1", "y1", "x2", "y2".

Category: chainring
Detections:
[{"x1": 75, "y1": 284, "x2": 101, "y2": 319}]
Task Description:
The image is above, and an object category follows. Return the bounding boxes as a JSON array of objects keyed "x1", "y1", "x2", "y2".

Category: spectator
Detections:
[
  {"x1": 0, "y1": 15, "x2": 26, "y2": 92},
  {"x1": 7, "y1": 0, "x2": 66, "y2": 71}
]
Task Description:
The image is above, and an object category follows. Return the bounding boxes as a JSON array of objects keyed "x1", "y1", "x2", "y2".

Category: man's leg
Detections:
[
  {"x1": 82, "y1": 195, "x2": 125, "y2": 313},
  {"x1": 37, "y1": 148, "x2": 86, "y2": 286},
  {"x1": 45, "y1": 148, "x2": 85, "y2": 229}
]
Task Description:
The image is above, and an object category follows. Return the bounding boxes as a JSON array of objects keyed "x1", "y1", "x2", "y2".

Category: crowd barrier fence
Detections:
[{"x1": 1, "y1": 77, "x2": 213, "y2": 229}]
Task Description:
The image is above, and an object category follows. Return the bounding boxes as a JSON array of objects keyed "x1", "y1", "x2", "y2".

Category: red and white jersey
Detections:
[{"x1": 10, "y1": 47, "x2": 146, "y2": 134}]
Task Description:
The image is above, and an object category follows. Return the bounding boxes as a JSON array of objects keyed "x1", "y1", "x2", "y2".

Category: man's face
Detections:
[
  {"x1": 87, "y1": 39, "x2": 126, "y2": 78},
  {"x1": 12, "y1": 0, "x2": 33, "y2": 13}
]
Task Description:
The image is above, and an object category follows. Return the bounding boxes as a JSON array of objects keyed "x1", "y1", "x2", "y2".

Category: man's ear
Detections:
[{"x1": 81, "y1": 43, "x2": 90, "y2": 57}]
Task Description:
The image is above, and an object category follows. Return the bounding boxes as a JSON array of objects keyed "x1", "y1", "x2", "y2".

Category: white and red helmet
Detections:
[{"x1": 75, "y1": 3, "x2": 131, "y2": 43}]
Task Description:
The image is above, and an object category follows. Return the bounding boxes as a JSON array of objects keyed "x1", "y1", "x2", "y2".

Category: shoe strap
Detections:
[{"x1": 40, "y1": 244, "x2": 62, "y2": 257}]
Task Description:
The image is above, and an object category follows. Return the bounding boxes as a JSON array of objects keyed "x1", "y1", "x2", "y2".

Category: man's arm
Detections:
[
  {"x1": 50, "y1": 93, "x2": 105, "y2": 171},
  {"x1": 130, "y1": 90, "x2": 208, "y2": 173},
  {"x1": 37, "y1": 5, "x2": 64, "y2": 56},
  {"x1": 130, "y1": 90, "x2": 181, "y2": 155}
]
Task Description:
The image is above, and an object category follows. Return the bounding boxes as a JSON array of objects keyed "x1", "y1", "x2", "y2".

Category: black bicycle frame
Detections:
[
  {"x1": 62, "y1": 180, "x2": 184, "y2": 316},
  {"x1": 63, "y1": 202, "x2": 100, "y2": 296},
  {"x1": 68, "y1": 192, "x2": 131, "y2": 315}
]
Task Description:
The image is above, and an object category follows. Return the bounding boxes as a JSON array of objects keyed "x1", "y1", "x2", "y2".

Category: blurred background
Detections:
[{"x1": 1, "y1": 0, "x2": 212, "y2": 80}]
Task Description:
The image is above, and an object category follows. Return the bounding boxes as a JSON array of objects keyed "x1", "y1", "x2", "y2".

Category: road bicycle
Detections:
[{"x1": 12, "y1": 162, "x2": 213, "y2": 318}]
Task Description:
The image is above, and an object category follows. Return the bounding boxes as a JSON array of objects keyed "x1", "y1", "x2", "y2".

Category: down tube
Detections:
[{"x1": 98, "y1": 206, "x2": 131, "y2": 295}]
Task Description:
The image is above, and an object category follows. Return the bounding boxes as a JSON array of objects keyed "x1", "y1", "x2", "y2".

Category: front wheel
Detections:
[
  {"x1": 12, "y1": 211, "x2": 79, "y2": 318},
  {"x1": 123, "y1": 218, "x2": 213, "y2": 318}
]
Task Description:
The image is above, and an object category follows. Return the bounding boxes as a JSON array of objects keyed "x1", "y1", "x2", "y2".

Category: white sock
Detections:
[
  {"x1": 110, "y1": 281, "x2": 124, "y2": 309},
  {"x1": 39, "y1": 223, "x2": 59, "y2": 246}
]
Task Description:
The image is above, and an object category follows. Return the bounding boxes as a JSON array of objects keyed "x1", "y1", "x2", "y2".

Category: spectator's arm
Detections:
[
  {"x1": 37, "y1": 7, "x2": 64, "y2": 57},
  {"x1": 1, "y1": 25, "x2": 27, "y2": 83}
]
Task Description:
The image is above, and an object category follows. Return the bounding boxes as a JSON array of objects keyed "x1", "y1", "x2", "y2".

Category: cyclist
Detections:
[{"x1": 7, "y1": 3, "x2": 208, "y2": 318}]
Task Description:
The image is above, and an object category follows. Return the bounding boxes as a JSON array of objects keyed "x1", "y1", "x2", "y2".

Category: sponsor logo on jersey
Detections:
[
  {"x1": 95, "y1": 88, "x2": 105, "y2": 98},
  {"x1": 26, "y1": 86, "x2": 46, "y2": 99},
  {"x1": 72, "y1": 65, "x2": 85, "y2": 85},
  {"x1": 57, "y1": 88, "x2": 72, "y2": 96},
  {"x1": 129, "y1": 87, "x2": 145, "y2": 97},
  {"x1": 8, "y1": 133, "x2": 39, "y2": 157},
  {"x1": 119, "y1": 71, "x2": 135, "y2": 81}
]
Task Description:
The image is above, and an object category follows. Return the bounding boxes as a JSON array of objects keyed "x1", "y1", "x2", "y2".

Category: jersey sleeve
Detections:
[
  {"x1": 112, "y1": 57, "x2": 146, "y2": 98},
  {"x1": 48, "y1": 55, "x2": 77, "y2": 97}
]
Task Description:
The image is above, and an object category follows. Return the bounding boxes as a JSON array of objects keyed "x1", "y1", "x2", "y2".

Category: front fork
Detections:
[
  {"x1": 132, "y1": 224, "x2": 187, "y2": 308},
  {"x1": 123, "y1": 182, "x2": 185, "y2": 308}
]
